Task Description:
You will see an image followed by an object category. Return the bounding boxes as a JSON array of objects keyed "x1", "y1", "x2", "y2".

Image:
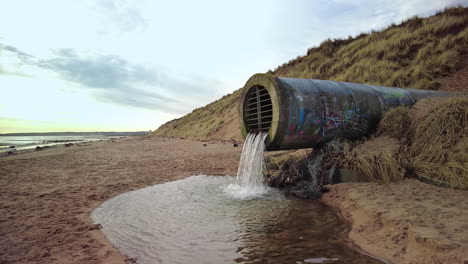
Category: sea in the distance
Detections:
[{"x1": 0, "y1": 132, "x2": 149, "y2": 153}]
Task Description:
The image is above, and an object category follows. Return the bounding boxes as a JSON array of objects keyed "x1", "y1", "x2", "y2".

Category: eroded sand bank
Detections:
[{"x1": 322, "y1": 181, "x2": 468, "y2": 264}]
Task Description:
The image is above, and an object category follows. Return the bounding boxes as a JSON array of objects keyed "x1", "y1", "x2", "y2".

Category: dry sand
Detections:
[
  {"x1": 1, "y1": 136, "x2": 466, "y2": 264},
  {"x1": 322, "y1": 180, "x2": 468, "y2": 264}
]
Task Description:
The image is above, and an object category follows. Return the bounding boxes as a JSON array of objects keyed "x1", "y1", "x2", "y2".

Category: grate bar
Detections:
[
  {"x1": 246, "y1": 114, "x2": 273, "y2": 120},
  {"x1": 255, "y1": 87, "x2": 262, "y2": 129},
  {"x1": 247, "y1": 123, "x2": 271, "y2": 128},
  {"x1": 246, "y1": 109, "x2": 273, "y2": 117},
  {"x1": 247, "y1": 97, "x2": 272, "y2": 106}
]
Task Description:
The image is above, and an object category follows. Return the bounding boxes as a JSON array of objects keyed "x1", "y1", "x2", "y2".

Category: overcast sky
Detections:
[{"x1": 0, "y1": 0, "x2": 465, "y2": 133}]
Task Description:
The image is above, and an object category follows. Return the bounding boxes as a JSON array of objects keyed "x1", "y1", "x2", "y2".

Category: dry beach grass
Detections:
[{"x1": 371, "y1": 97, "x2": 468, "y2": 188}]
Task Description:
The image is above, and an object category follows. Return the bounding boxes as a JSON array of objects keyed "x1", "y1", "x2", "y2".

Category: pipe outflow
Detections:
[{"x1": 240, "y1": 73, "x2": 458, "y2": 151}]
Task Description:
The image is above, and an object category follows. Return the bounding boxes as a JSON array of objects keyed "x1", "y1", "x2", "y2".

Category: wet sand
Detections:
[{"x1": 1, "y1": 136, "x2": 466, "y2": 263}]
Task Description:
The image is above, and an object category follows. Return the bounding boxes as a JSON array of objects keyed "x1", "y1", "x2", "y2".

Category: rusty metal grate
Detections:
[{"x1": 244, "y1": 85, "x2": 273, "y2": 132}]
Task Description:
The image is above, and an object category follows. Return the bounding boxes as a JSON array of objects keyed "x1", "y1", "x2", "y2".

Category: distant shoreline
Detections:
[
  {"x1": 0, "y1": 132, "x2": 149, "y2": 156},
  {"x1": 0, "y1": 131, "x2": 150, "y2": 136}
]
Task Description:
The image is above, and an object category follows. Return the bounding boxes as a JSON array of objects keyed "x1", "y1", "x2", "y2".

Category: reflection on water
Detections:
[{"x1": 92, "y1": 175, "x2": 384, "y2": 264}]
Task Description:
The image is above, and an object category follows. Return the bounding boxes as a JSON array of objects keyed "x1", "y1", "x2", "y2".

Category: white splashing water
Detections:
[{"x1": 225, "y1": 132, "x2": 269, "y2": 199}]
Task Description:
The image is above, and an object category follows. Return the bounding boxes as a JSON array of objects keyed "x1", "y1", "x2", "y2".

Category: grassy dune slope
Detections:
[
  {"x1": 153, "y1": 90, "x2": 243, "y2": 141},
  {"x1": 153, "y1": 7, "x2": 468, "y2": 140}
]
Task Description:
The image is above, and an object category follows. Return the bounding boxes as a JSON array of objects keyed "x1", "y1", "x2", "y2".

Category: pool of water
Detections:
[{"x1": 92, "y1": 175, "x2": 385, "y2": 264}]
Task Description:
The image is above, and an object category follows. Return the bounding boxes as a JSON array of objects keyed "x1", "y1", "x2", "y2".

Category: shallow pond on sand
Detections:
[{"x1": 92, "y1": 175, "x2": 384, "y2": 264}]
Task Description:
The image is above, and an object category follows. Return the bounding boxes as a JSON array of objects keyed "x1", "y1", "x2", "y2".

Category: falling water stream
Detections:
[
  {"x1": 225, "y1": 132, "x2": 269, "y2": 198},
  {"x1": 92, "y1": 133, "x2": 385, "y2": 264}
]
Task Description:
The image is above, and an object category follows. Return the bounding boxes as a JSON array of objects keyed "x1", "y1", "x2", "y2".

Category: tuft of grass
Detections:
[
  {"x1": 376, "y1": 106, "x2": 412, "y2": 139},
  {"x1": 408, "y1": 98, "x2": 468, "y2": 188},
  {"x1": 345, "y1": 150, "x2": 404, "y2": 183},
  {"x1": 343, "y1": 137, "x2": 405, "y2": 183}
]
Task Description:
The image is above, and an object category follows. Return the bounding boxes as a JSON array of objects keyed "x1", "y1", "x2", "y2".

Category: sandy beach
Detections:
[
  {"x1": 0, "y1": 136, "x2": 240, "y2": 264},
  {"x1": 1, "y1": 136, "x2": 466, "y2": 264}
]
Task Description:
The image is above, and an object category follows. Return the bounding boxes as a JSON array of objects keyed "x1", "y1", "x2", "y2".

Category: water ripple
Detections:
[{"x1": 92, "y1": 175, "x2": 384, "y2": 264}]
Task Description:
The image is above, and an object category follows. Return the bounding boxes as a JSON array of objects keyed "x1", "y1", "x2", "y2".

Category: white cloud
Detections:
[
  {"x1": 1, "y1": 44, "x2": 225, "y2": 115},
  {"x1": 93, "y1": 0, "x2": 148, "y2": 32}
]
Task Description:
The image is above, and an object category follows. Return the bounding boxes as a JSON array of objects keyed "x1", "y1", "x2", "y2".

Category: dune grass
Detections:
[
  {"x1": 376, "y1": 106, "x2": 412, "y2": 139},
  {"x1": 273, "y1": 7, "x2": 468, "y2": 90},
  {"x1": 408, "y1": 98, "x2": 468, "y2": 188},
  {"x1": 152, "y1": 89, "x2": 242, "y2": 140},
  {"x1": 348, "y1": 98, "x2": 467, "y2": 188},
  {"x1": 343, "y1": 136, "x2": 405, "y2": 183},
  {"x1": 344, "y1": 149, "x2": 404, "y2": 183}
]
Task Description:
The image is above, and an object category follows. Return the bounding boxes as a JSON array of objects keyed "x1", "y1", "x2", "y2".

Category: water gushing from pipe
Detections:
[{"x1": 225, "y1": 132, "x2": 269, "y2": 198}]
